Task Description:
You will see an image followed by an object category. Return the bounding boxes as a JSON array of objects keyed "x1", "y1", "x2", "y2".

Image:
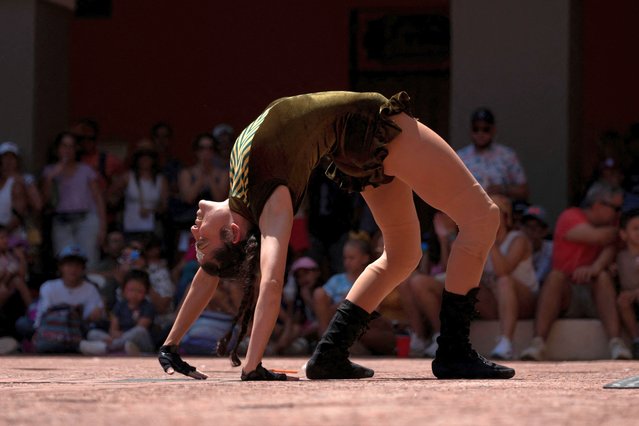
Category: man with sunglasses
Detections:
[
  {"x1": 521, "y1": 181, "x2": 632, "y2": 360},
  {"x1": 457, "y1": 107, "x2": 529, "y2": 201}
]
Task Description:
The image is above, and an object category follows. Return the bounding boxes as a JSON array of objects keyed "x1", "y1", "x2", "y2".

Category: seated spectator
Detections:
[
  {"x1": 457, "y1": 107, "x2": 529, "y2": 202},
  {"x1": 95, "y1": 241, "x2": 145, "y2": 312},
  {"x1": 0, "y1": 225, "x2": 31, "y2": 354},
  {"x1": 0, "y1": 141, "x2": 42, "y2": 251},
  {"x1": 111, "y1": 139, "x2": 168, "y2": 242},
  {"x1": 71, "y1": 117, "x2": 124, "y2": 228},
  {"x1": 313, "y1": 231, "x2": 395, "y2": 355},
  {"x1": 0, "y1": 142, "x2": 27, "y2": 238},
  {"x1": 150, "y1": 121, "x2": 182, "y2": 264},
  {"x1": 0, "y1": 224, "x2": 31, "y2": 308},
  {"x1": 475, "y1": 195, "x2": 538, "y2": 360},
  {"x1": 615, "y1": 208, "x2": 639, "y2": 359},
  {"x1": 306, "y1": 165, "x2": 356, "y2": 278},
  {"x1": 180, "y1": 278, "x2": 242, "y2": 355},
  {"x1": 622, "y1": 123, "x2": 639, "y2": 211},
  {"x1": 520, "y1": 205, "x2": 554, "y2": 284},
  {"x1": 41, "y1": 132, "x2": 107, "y2": 269},
  {"x1": 150, "y1": 121, "x2": 181, "y2": 193},
  {"x1": 91, "y1": 230, "x2": 126, "y2": 279},
  {"x1": 398, "y1": 211, "x2": 457, "y2": 357},
  {"x1": 521, "y1": 182, "x2": 631, "y2": 360},
  {"x1": 81, "y1": 269, "x2": 155, "y2": 355},
  {"x1": 212, "y1": 123, "x2": 234, "y2": 169},
  {"x1": 313, "y1": 232, "x2": 372, "y2": 335},
  {"x1": 171, "y1": 133, "x2": 229, "y2": 258},
  {"x1": 272, "y1": 257, "x2": 323, "y2": 355},
  {"x1": 178, "y1": 133, "x2": 229, "y2": 205},
  {"x1": 27, "y1": 245, "x2": 105, "y2": 354},
  {"x1": 144, "y1": 237, "x2": 175, "y2": 321},
  {"x1": 171, "y1": 237, "x2": 199, "y2": 306}
]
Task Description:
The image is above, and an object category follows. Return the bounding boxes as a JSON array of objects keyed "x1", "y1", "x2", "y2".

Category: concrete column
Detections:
[
  {"x1": 0, "y1": 1, "x2": 37, "y2": 169},
  {"x1": 450, "y1": 0, "x2": 574, "y2": 222},
  {"x1": 0, "y1": 0, "x2": 71, "y2": 173}
]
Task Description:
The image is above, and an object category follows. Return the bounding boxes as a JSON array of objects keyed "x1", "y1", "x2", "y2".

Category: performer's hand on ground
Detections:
[
  {"x1": 158, "y1": 345, "x2": 208, "y2": 380},
  {"x1": 241, "y1": 362, "x2": 298, "y2": 381}
]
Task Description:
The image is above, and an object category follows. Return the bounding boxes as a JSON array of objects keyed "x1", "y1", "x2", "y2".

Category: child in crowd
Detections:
[
  {"x1": 0, "y1": 225, "x2": 31, "y2": 309},
  {"x1": 616, "y1": 208, "x2": 639, "y2": 359},
  {"x1": 144, "y1": 237, "x2": 175, "y2": 319},
  {"x1": 0, "y1": 225, "x2": 31, "y2": 354},
  {"x1": 30, "y1": 245, "x2": 104, "y2": 354},
  {"x1": 81, "y1": 269, "x2": 155, "y2": 355},
  {"x1": 313, "y1": 231, "x2": 395, "y2": 355},
  {"x1": 520, "y1": 205, "x2": 554, "y2": 284},
  {"x1": 313, "y1": 232, "x2": 373, "y2": 335},
  {"x1": 273, "y1": 257, "x2": 323, "y2": 355}
]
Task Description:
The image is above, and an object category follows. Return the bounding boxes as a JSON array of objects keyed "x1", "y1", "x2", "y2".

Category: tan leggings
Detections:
[{"x1": 346, "y1": 113, "x2": 500, "y2": 312}]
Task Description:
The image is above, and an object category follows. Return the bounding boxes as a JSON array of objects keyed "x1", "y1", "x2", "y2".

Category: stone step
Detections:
[{"x1": 469, "y1": 319, "x2": 629, "y2": 360}]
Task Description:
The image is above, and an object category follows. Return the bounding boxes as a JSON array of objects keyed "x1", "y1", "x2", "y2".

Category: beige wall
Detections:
[{"x1": 450, "y1": 0, "x2": 574, "y2": 223}]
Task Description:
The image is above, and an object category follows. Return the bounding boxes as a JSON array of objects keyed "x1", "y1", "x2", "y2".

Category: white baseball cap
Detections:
[{"x1": 0, "y1": 141, "x2": 19, "y2": 156}]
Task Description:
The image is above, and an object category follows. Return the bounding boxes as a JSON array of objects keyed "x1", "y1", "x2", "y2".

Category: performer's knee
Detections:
[
  {"x1": 381, "y1": 243, "x2": 422, "y2": 282},
  {"x1": 457, "y1": 200, "x2": 500, "y2": 254}
]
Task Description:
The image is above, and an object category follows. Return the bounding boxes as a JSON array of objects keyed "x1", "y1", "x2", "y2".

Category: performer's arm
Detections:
[
  {"x1": 159, "y1": 268, "x2": 218, "y2": 379},
  {"x1": 163, "y1": 268, "x2": 219, "y2": 345},
  {"x1": 242, "y1": 185, "x2": 293, "y2": 372}
]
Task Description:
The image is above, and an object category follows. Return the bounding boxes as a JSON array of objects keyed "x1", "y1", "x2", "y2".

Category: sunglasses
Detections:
[
  {"x1": 600, "y1": 201, "x2": 622, "y2": 213},
  {"x1": 72, "y1": 134, "x2": 96, "y2": 142},
  {"x1": 472, "y1": 126, "x2": 492, "y2": 133}
]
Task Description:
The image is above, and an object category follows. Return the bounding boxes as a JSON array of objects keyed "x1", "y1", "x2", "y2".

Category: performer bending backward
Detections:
[{"x1": 158, "y1": 91, "x2": 514, "y2": 380}]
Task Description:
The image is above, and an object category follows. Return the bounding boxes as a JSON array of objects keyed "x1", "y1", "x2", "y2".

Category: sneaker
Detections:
[
  {"x1": 609, "y1": 337, "x2": 632, "y2": 360},
  {"x1": 409, "y1": 331, "x2": 427, "y2": 356},
  {"x1": 490, "y1": 336, "x2": 513, "y2": 360},
  {"x1": 423, "y1": 333, "x2": 439, "y2": 358},
  {"x1": 124, "y1": 341, "x2": 141, "y2": 356},
  {"x1": 86, "y1": 329, "x2": 106, "y2": 341},
  {"x1": 632, "y1": 341, "x2": 639, "y2": 360},
  {"x1": 0, "y1": 337, "x2": 19, "y2": 354},
  {"x1": 520, "y1": 336, "x2": 545, "y2": 361},
  {"x1": 79, "y1": 340, "x2": 107, "y2": 355},
  {"x1": 286, "y1": 337, "x2": 310, "y2": 356}
]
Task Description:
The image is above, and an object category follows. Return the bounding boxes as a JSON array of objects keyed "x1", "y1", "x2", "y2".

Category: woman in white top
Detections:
[
  {"x1": 476, "y1": 194, "x2": 538, "y2": 360},
  {"x1": 115, "y1": 140, "x2": 168, "y2": 240}
]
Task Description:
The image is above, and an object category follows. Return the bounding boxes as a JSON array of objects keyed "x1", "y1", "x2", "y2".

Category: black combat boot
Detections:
[
  {"x1": 305, "y1": 300, "x2": 376, "y2": 379},
  {"x1": 432, "y1": 288, "x2": 515, "y2": 379}
]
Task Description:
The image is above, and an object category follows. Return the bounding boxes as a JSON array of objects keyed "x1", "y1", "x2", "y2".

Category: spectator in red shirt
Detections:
[{"x1": 521, "y1": 182, "x2": 631, "y2": 360}]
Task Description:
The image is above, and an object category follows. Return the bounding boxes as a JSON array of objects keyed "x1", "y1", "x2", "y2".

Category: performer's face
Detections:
[{"x1": 191, "y1": 200, "x2": 235, "y2": 265}]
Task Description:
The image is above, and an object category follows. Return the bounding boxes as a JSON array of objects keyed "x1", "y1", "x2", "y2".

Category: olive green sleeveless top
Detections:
[{"x1": 229, "y1": 91, "x2": 412, "y2": 226}]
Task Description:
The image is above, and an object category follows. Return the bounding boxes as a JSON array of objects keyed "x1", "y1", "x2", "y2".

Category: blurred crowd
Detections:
[{"x1": 1, "y1": 110, "x2": 639, "y2": 362}]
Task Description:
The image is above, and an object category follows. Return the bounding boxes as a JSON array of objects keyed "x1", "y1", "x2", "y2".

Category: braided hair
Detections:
[{"x1": 200, "y1": 226, "x2": 260, "y2": 367}]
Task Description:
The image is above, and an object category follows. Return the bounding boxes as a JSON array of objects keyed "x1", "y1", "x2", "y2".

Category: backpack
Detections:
[{"x1": 34, "y1": 304, "x2": 84, "y2": 353}]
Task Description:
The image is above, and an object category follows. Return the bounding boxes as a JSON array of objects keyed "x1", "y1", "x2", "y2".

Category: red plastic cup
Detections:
[{"x1": 395, "y1": 334, "x2": 410, "y2": 358}]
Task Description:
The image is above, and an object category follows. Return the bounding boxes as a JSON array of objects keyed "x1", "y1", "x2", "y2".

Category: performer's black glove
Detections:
[
  {"x1": 241, "y1": 362, "x2": 289, "y2": 381},
  {"x1": 158, "y1": 345, "x2": 208, "y2": 380}
]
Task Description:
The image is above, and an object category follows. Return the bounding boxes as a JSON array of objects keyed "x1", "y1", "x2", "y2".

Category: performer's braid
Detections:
[{"x1": 216, "y1": 234, "x2": 259, "y2": 366}]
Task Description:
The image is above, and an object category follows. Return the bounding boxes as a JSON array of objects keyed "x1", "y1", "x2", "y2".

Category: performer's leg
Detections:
[
  {"x1": 382, "y1": 112, "x2": 514, "y2": 379},
  {"x1": 346, "y1": 177, "x2": 422, "y2": 310},
  {"x1": 383, "y1": 113, "x2": 499, "y2": 295},
  {"x1": 306, "y1": 179, "x2": 421, "y2": 380}
]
